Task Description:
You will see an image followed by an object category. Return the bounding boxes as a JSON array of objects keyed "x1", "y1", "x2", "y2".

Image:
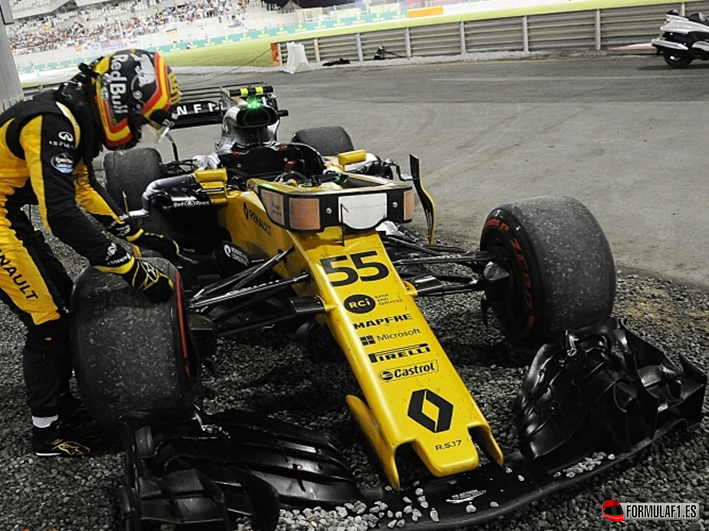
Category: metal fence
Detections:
[{"x1": 276, "y1": 1, "x2": 709, "y2": 63}]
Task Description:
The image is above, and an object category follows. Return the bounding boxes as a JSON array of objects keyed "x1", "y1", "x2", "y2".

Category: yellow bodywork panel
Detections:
[
  {"x1": 194, "y1": 168, "x2": 228, "y2": 206},
  {"x1": 194, "y1": 168, "x2": 228, "y2": 185},
  {"x1": 337, "y1": 150, "x2": 367, "y2": 166},
  {"x1": 212, "y1": 179, "x2": 503, "y2": 491}
]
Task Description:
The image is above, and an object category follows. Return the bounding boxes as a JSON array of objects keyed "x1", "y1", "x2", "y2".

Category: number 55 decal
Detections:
[{"x1": 321, "y1": 251, "x2": 389, "y2": 287}]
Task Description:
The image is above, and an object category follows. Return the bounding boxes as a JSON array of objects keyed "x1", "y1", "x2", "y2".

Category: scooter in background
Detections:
[{"x1": 651, "y1": 9, "x2": 709, "y2": 67}]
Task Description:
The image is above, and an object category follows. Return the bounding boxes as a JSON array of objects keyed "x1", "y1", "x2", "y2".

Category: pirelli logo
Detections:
[{"x1": 368, "y1": 343, "x2": 431, "y2": 364}]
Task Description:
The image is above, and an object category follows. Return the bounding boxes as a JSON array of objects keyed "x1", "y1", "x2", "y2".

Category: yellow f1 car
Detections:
[{"x1": 71, "y1": 85, "x2": 706, "y2": 531}]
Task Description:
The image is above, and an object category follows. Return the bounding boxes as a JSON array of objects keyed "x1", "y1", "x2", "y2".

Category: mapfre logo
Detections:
[{"x1": 353, "y1": 313, "x2": 412, "y2": 330}]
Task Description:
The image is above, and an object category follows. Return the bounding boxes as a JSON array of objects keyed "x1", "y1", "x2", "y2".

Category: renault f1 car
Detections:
[{"x1": 70, "y1": 84, "x2": 706, "y2": 531}]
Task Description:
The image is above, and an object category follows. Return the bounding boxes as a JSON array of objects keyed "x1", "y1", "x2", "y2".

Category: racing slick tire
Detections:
[
  {"x1": 103, "y1": 147, "x2": 175, "y2": 242},
  {"x1": 480, "y1": 195, "x2": 615, "y2": 345},
  {"x1": 104, "y1": 147, "x2": 163, "y2": 213},
  {"x1": 71, "y1": 257, "x2": 196, "y2": 428},
  {"x1": 291, "y1": 126, "x2": 355, "y2": 156},
  {"x1": 662, "y1": 51, "x2": 693, "y2": 68},
  {"x1": 104, "y1": 146, "x2": 209, "y2": 251}
]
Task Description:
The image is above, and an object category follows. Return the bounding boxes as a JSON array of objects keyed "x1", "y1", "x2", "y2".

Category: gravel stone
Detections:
[{"x1": 0, "y1": 226, "x2": 706, "y2": 531}]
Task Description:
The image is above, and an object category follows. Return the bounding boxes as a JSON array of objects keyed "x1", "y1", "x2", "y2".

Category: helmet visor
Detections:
[{"x1": 143, "y1": 108, "x2": 177, "y2": 142}]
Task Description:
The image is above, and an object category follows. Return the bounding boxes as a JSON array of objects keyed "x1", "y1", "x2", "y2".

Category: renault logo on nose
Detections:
[{"x1": 407, "y1": 389, "x2": 453, "y2": 432}]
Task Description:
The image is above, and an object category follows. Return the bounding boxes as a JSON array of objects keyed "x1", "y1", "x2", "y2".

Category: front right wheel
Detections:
[
  {"x1": 480, "y1": 195, "x2": 616, "y2": 345},
  {"x1": 71, "y1": 258, "x2": 196, "y2": 428}
]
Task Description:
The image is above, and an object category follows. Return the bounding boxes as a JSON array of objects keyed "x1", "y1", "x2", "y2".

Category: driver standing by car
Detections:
[{"x1": 0, "y1": 49, "x2": 181, "y2": 457}]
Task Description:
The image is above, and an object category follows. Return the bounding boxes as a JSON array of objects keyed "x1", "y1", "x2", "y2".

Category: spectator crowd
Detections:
[{"x1": 9, "y1": 0, "x2": 242, "y2": 54}]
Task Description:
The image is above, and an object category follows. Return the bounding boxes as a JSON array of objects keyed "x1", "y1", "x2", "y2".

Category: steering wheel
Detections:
[{"x1": 274, "y1": 170, "x2": 316, "y2": 186}]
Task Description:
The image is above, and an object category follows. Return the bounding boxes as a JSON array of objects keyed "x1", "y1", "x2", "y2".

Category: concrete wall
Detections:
[{"x1": 0, "y1": 19, "x2": 22, "y2": 110}]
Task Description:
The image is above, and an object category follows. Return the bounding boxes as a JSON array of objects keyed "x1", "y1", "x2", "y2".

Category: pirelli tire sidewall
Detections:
[
  {"x1": 480, "y1": 195, "x2": 616, "y2": 344},
  {"x1": 71, "y1": 257, "x2": 195, "y2": 428}
]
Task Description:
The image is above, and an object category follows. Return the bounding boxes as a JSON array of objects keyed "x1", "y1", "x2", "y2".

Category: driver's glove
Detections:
[
  {"x1": 119, "y1": 257, "x2": 174, "y2": 303},
  {"x1": 192, "y1": 152, "x2": 221, "y2": 170},
  {"x1": 127, "y1": 229, "x2": 180, "y2": 262}
]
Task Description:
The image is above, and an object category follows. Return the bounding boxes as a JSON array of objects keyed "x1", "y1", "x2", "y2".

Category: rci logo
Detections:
[
  {"x1": 344, "y1": 294, "x2": 376, "y2": 314},
  {"x1": 407, "y1": 388, "x2": 453, "y2": 433}
]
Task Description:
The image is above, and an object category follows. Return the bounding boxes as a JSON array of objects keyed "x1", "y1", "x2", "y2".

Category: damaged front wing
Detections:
[{"x1": 117, "y1": 318, "x2": 705, "y2": 530}]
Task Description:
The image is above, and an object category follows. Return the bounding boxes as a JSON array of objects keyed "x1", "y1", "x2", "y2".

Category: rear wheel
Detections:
[
  {"x1": 291, "y1": 126, "x2": 355, "y2": 155},
  {"x1": 104, "y1": 147, "x2": 167, "y2": 238},
  {"x1": 104, "y1": 147, "x2": 221, "y2": 254},
  {"x1": 104, "y1": 147, "x2": 163, "y2": 212},
  {"x1": 71, "y1": 258, "x2": 196, "y2": 428},
  {"x1": 480, "y1": 196, "x2": 615, "y2": 345},
  {"x1": 663, "y1": 51, "x2": 693, "y2": 68}
]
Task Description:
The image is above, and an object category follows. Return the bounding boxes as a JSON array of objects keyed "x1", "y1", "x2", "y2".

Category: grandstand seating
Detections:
[
  {"x1": 8, "y1": 0, "x2": 368, "y2": 57},
  {"x1": 75, "y1": 0, "x2": 126, "y2": 6},
  {"x1": 8, "y1": 0, "x2": 250, "y2": 55},
  {"x1": 10, "y1": 0, "x2": 181, "y2": 19},
  {"x1": 11, "y1": 0, "x2": 65, "y2": 19},
  {"x1": 10, "y1": 0, "x2": 53, "y2": 9}
]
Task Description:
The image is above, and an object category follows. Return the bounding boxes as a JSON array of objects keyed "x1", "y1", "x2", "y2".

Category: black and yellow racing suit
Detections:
[{"x1": 0, "y1": 90, "x2": 136, "y2": 419}]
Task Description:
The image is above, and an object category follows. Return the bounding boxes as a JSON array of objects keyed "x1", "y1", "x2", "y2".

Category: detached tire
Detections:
[
  {"x1": 291, "y1": 126, "x2": 355, "y2": 156},
  {"x1": 71, "y1": 258, "x2": 195, "y2": 428},
  {"x1": 480, "y1": 196, "x2": 615, "y2": 344}
]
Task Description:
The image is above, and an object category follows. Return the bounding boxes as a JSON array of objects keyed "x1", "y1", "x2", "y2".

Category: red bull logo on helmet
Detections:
[{"x1": 103, "y1": 51, "x2": 157, "y2": 121}]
